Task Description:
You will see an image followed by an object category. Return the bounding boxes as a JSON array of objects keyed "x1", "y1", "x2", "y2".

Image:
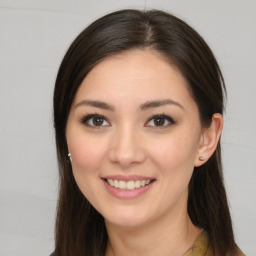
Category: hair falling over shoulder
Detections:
[{"x1": 53, "y1": 9, "x2": 236, "y2": 256}]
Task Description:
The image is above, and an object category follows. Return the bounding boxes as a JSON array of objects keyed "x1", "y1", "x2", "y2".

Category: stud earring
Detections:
[
  {"x1": 68, "y1": 153, "x2": 72, "y2": 162},
  {"x1": 199, "y1": 156, "x2": 205, "y2": 161}
]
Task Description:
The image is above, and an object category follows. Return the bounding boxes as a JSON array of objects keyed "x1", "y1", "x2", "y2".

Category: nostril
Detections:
[{"x1": 107, "y1": 145, "x2": 146, "y2": 167}]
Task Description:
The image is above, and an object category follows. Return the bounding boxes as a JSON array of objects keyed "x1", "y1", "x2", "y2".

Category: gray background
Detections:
[{"x1": 0, "y1": 0, "x2": 255, "y2": 255}]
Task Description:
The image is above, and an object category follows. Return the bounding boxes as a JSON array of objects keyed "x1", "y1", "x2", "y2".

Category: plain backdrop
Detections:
[{"x1": 0, "y1": 0, "x2": 255, "y2": 255}]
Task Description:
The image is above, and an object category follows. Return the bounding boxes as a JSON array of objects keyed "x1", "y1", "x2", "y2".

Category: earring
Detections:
[
  {"x1": 199, "y1": 156, "x2": 205, "y2": 161},
  {"x1": 68, "y1": 153, "x2": 72, "y2": 162}
]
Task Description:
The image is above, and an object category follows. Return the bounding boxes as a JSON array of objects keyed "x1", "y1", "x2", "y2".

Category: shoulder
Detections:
[
  {"x1": 184, "y1": 231, "x2": 246, "y2": 256},
  {"x1": 183, "y1": 232, "x2": 210, "y2": 256},
  {"x1": 227, "y1": 246, "x2": 246, "y2": 256}
]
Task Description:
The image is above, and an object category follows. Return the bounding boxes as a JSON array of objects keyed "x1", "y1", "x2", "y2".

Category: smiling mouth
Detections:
[{"x1": 105, "y1": 179, "x2": 155, "y2": 190}]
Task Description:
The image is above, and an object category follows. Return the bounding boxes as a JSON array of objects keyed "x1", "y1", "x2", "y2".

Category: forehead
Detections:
[{"x1": 73, "y1": 49, "x2": 193, "y2": 106}]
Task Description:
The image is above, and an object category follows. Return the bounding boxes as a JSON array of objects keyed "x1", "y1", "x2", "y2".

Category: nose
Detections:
[{"x1": 108, "y1": 125, "x2": 146, "y2": 168}]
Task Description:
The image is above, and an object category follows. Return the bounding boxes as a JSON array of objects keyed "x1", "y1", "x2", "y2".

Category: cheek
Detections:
[
  {"x1": 67, "y1": 135, "x2": 109, "y2": 202},
  {"x1": 68, "y1": 134, "x2": 108, "y2": 175},
  {"x1": 149, "y1": 132, "x2": 199, "y2": 173}
]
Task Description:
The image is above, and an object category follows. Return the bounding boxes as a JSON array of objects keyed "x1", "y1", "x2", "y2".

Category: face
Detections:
[{"x1": 66, "y1": 50, "x2": 204, "y2": 228}]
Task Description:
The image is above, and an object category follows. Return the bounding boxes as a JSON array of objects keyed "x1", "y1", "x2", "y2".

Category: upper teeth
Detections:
[{"x1": 107, "y1": 179, "x2": 151, "y2": 190}]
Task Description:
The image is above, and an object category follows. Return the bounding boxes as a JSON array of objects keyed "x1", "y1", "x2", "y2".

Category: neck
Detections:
[{"x1": 105, "y1": 208, "x2": 202, "y2": 256}]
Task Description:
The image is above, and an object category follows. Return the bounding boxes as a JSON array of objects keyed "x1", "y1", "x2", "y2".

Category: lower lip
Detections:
[{"x1": 103, "y1": 179, "x2": 155, "y2": 199}]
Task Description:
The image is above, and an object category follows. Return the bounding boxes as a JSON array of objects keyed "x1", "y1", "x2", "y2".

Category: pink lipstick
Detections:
[{"x1": 102, "y1": 175, "x2": 156, "y2": 199}]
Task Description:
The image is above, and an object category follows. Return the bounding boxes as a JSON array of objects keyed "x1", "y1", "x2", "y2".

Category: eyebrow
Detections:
[
  {"x1": 74, "y1": 99, "x2": 184, "y2": 111},
  {"x1": 74, "y1": 100, "x2": 115, "y2": 111},
  {"x1": 140, "y1": 99, "x2": 184, "y2": 111}
]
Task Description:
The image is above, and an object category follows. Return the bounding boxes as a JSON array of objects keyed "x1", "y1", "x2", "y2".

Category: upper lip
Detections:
[{"x1": 102, "y1": 175, "x2": 156, "y2": 181}]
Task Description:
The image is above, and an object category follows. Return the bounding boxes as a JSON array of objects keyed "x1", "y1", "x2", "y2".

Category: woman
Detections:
[{"x1": 52, "y1": 9, "x2": 245, "y2": 255}]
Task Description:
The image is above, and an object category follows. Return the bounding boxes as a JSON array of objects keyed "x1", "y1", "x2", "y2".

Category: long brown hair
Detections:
[{"x1": 53, "y1": 9, "x2": 235, "y2": 255}]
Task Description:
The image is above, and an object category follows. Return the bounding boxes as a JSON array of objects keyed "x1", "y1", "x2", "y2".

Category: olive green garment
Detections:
[{"x1": 183, "y1": 232, "x2": 245, "y2": 256}]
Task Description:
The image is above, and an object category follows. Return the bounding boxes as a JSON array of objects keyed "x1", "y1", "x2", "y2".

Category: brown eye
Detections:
[
  {"x1": 146, "y1": 114, "x2": 175, "y2": 128},
  {"x1": 92, "y1": 116, "x2": 104, "y2": 126},
  {"x1": 81, "y1": 114, "x2": 110, "y2": 127},
  {"x1": 153, "y1": 117, "x2": 166, "y2": 126}
]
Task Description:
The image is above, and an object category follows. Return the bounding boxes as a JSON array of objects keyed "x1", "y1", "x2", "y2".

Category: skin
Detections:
[{"x1": 66, "y1": 49, "x2": 223, "y2": 256}]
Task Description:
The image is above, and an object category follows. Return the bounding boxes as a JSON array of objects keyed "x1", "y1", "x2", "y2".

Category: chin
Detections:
[
  {"x1": 103, "y1": 206, "x2": 152, "y2": 228},
  {"x1": 106, "y1": 216, "x2": 147, "y2": 228}
]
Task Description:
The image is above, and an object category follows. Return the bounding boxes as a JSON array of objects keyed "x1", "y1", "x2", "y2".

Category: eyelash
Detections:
[
  {"x1": 80, "y1": 114, "x2": 110, "y2": 128},
  {"x1": 146, "y1": 114, "x2": 175, "y2": 128},
  {"x1": 80, "y1": 113, "x2": 175, "y2": 128}
]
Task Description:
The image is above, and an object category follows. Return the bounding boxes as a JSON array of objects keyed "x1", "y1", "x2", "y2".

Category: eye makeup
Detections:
[
  {"x1": 145, "y1": 114, "x2": 176, "y2": 128},
  {"x1": 80, "y1": 113, "x2": 110, "y2": 127}
]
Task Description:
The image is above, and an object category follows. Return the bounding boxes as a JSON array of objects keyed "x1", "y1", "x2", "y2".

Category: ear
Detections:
[{"x1": 194, "y1": 113, "x2": 223, "y2": 167}]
